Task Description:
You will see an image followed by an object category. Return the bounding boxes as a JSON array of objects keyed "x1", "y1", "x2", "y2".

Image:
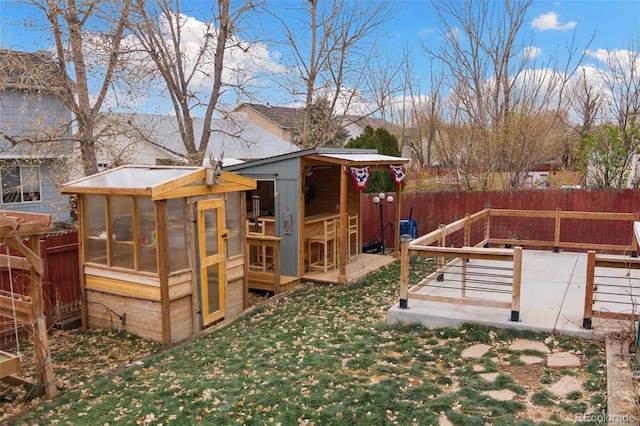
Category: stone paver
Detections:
[
  {"x1": 482, "y1": 389, "x2": 516, "y2": 401},
  {"x1": 473, "y1": 364, "x2": 485, "y2": 372},
  {"x1": 479, "y1": 372, "x2": 500, "y2": 382},
  {"x1": 548, "y1": 375, "x2": 583, "y2": 397},
  {"x1": 438, "y1": 412, "x2": 454, "y2": 426},
  {"x1": 520, "y1": 355, "x2": 544, "y2": 365},
  {"x1": 461, "y1": 343, "x2": 492, "y2": 359},
  {"x1": 509, "y1": 339, "x2": 551, "y2": 353},
  {"x1": 547, "y1": 352, "x2": 581, "y2": 368}
]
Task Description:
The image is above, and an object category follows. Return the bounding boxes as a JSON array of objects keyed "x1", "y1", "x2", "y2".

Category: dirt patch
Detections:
[{"x1": 505, "y1": 363, "x2": 547, "y2": 390}]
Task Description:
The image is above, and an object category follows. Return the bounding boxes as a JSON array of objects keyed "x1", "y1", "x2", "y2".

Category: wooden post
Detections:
[
  {"x1": 583, "y1": 250, "x2": 596, "y2": 329},
  {"x1": 511, "y1": 247, "x2": 522, "y2": 322},
  {"x1": 77, "y1": 197, "x2": 89, "y2": 331},
  {"x1": 633, "y1": 211, "x2": 640, "y2": 257},
  {"x1": 155, "y1": 200, "x2": 171, "y2": 345},
  {"x1": 462, "y1": 214, "x2": 470, "y2": 297},
  {"x1": 553, "y1": 208, "x2": 561, "y2": 253},
  {"x1": 393, "y1": 183, "x2": 402, "y2": 258},
  {"x1": 337, "y1": 166, "x2": 348, "y2": 283},
  {"x1": 483, "y1": 203, "x2": 491, "y2": 247},
  {"x1": 34, "y1": 316, "x2": 57, "y2": 396},
  {"x1": 27, "y1": 236, "x2": 57, "y2": 397},
  {"x1": 273, "y1": 239, "x2": 281, "y2": 294},
  {"x1": 399, "y1": 238, "x2": 409, "y2": 309},
  {"x1": 464, "y1": 213, "x2": 471, "y2": 247},
  {"x1": 437, "y1": 224, "x2": 445, "y2": 281}
]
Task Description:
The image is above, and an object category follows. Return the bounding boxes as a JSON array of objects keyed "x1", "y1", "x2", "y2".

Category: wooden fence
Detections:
[
  {"x1": 361, "y1": 188, "x2": 640, "y2": 252},
  {"x1": 0, "y1": 230, "x2": 80, "y2": 335}
]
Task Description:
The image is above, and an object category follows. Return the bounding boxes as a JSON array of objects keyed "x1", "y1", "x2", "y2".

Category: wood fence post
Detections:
[
  {"x1": 437, "y1": 224, "x2": 445, "y2": 281},
  {"x1": 273, "y1": 239, "x2": 281, "y2": 294},
  {"x1": 462, "y1": 213, "x2": 470, "y2": 297},
  {"x1": 511, "y1": 247, "x2": 522, "y2": 322},
  {"x1": 26, "y1": 236, "x2": 57, "y2": 397},
  {"x1": 399, "y1": 238, "x2": 409, "y2": 309},
  {"x1": 583, "y1": 250, "x2": 596, "y2": 329},
  {"x1": 483, "y1": 203, "x2": 491, "y2": 248},
  {"x1": 554, "y1": 208, "x2": 561, "y2": 253},
  {"x1": 633, "y1": 211, "x2": 640, "y2": 257},
  {"x1": 464, "y1": 213, "x2": 471, "y2": 247}
]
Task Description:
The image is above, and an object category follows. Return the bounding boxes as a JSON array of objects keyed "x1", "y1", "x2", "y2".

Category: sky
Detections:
[{"x1": 0, "y1": 0, "x2": 639, "y2": 118}]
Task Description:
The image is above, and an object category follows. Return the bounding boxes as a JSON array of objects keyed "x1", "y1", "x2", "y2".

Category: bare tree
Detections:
[
  {"x1": 26, "y1": 0, "x2": 132, "y2": 176},
  {"x1": 397, "y1": 52, "x2": 446, "y2": 169},
  {"x1": 594, "y1": 36, "x2": 640, "y2": 130},
  {"x1": 575, "y1": 37, "x2": 640, "y2": 188},
  {"x1": 426, "y1": 0, "x2": 590, "y2": 189},
  {"x1": 265, "y1": 0, "x2": 394, "y2": 148},
  {"x1": 124, "y1": 0, "x2": 261, "y2": 166}
]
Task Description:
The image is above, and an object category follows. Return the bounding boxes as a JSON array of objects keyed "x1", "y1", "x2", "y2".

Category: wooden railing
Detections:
[
  {"x1": 409, "y1": 206, "x2": 639, "y2": 255},
  {"x1": 399, "y1": 207, "x2": 640, "y2": 323},
  {"x1": 400, "y1": 224, "x2": 522, "y2": 320},
  {"x1": 487, "y1": 208, "x2": 639, "y2": 254},
  {"x1": 246, "y1": 235, "x2": 282, "y2": 294},
  {"x1": 583, "y1": 250, "x2": 640, "y2": 329}
]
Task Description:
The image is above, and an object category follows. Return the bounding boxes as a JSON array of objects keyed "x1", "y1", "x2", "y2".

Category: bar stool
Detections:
[
  {"x1": 347, "y1": 214, "x2": 359, "y2": 258},
  {"x1": 246, "y1": 220, "x2": 273, "y2": 272},
  {"x1": 308, "y1": 218, "x2": 337, "y2": 273}
]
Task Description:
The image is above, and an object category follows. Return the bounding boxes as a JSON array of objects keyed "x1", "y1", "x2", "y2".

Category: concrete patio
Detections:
[{"x1": 387, "y1": 249, "x2": 640, "y2": 341}]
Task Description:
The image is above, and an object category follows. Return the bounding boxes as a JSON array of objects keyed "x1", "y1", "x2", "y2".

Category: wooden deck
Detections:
[
  {"x1": 248, "y1": 273, "x2": 299, "y2": 293},
  {"x1": 303, "y1": 253, "x2": 398, "y2": 284}
]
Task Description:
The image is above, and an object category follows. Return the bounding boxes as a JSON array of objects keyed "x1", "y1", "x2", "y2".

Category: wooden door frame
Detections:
[{"x1": 196, "y1": 199, "x2": 227, "y2": 326}]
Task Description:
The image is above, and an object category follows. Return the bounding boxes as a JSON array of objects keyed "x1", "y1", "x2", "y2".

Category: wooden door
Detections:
[{"x1": 197, "y1": 199, "x2": 227, "y2": 326}]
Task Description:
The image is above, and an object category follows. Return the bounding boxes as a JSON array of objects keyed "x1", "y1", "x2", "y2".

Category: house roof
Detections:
[
  {"x1": 235, "y1": 103, "x2": 395, "y2": 142},
  {"x1": 61, "y1": 165, "x2": 256, "y2": 200},
  {"x1": 235, "y1": 103, "x2": 305, "y2": 130},
  {"x1": 224, "y1": 147, "x2": 409, "y2": 172},
  {"x1": 0, "y1": 49, "x2": 63, "y2": 92},
  {"x1": 95, "y1": 113, "x2": 300, "y2": 163}
]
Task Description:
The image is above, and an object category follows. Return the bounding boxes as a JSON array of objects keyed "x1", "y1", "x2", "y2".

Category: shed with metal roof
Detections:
[{"x1": 225, "y1": 148, "x2": 410, "y2": 286}]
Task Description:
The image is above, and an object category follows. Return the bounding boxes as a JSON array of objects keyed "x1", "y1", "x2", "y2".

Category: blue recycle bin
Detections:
[{"x1": 399, "y1": 219, "x2": 417, "y2": 243}]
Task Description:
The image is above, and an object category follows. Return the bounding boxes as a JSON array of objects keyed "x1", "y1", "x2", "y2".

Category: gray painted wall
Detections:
[
  {"x1": 0, "y1": 90, "x2": 73, "y2": 223},
  {"x1": 240, "y1": 157, "x2": 302, "y2": 277}
]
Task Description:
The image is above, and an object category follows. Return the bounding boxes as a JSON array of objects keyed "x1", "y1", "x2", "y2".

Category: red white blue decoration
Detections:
[
  {"x1": 389, "y1": 165, "x2": 405, "y2": 185},
  {"x1": 349, "y1": 166, "x2": 370, "y2": 190}
]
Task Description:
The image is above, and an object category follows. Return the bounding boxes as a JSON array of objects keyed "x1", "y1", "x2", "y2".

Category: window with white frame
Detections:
[{"x1": 1, "y1": 164, "x2": 41, "y2": 203}]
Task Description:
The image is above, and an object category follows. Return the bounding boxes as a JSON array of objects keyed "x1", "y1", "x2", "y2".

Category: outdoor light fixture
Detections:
[{"x1": 372, "y1": 192, "x2": 393, "y2": 253}]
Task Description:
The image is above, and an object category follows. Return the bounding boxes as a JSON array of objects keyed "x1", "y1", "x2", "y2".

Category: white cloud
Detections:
[
  {"x1": 418, "y1": 28, "x2": 436, "y2": 36},
  {"x1": 531, "y1": 12, "x2": 577, "y2": 31},
  {"x1": 586, "y1": 48, "x2": 640, "y2": 71},
  {"x1": 523, "y1": 46, "x2": 542, "y2": 60}
]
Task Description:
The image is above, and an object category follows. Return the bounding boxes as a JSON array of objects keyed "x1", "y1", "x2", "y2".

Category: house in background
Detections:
[
  {"x1": 68, "y1": 112, "x2": 300, "y2": 180},
  {"x1": 233, "y1": 102, "x2": 389, "y2": 145},
  {"x1": 233, "y1": 103, "x2": 304, "y2": 143},
  {"x1": 0, "y1": 49, "x2": 73, "y2": 224}
]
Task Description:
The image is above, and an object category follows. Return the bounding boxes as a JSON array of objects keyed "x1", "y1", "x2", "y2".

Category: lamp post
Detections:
[{"x1": 372, "y1": 192, "x2": 394, "y2": 253}]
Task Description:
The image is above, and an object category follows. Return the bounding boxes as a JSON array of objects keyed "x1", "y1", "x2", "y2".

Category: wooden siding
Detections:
[
  {"x1": 0, "y1": 89, "x2": 73, "y2": 223},
  {"x1": 86, "y1": 290, "x2": 164, "y2": 342},
  {"x1": 169, "y1": 296, "x2": 193, "y2": 342},
  {"x1": 84, "y1": 269, "x2": 194, "y2": 343},
  {"x1": 226, "y1": 278, "x2": 244, "y2": 320}
]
